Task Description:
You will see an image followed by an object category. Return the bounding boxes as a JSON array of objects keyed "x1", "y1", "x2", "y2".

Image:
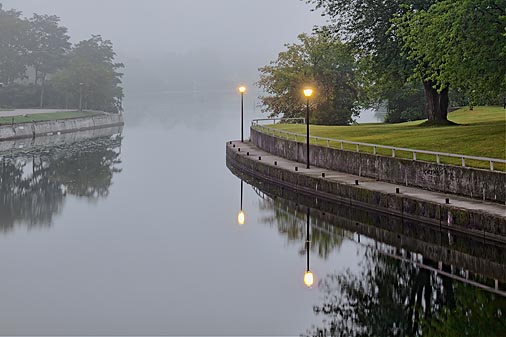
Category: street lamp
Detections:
[
  {"x1": 303, "y1": 207, "x2": 314, "y2": 288},
  {"x1": 237, "y1": 180, "x2": 245, "y2": 225},
  {"x1": 238, "y1": 86, "x2": 246, "y2": 142},
  {"x1": 303, "y1": 88, "x2": 313, "y2": 169},
  {"x1": 79, "y1": 83, "x2": 84, "y2": 112}
]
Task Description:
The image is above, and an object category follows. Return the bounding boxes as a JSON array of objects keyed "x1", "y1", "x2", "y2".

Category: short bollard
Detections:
[
  {"x1": 445, "y1": 198, "x2": 450, "y2": 204},
  {"x1": 258, "y1": 156, "x2": 262, "y2": 161},
  {"x1": 246, "y1": 152, "x2": 249, "y2": 156},
  {"x1": 322, "y1": 173, "x2": 326, "y2": 178},
  {"x1": 238, "y1": 148, "x2": 241, "y2": 152},
  {"x1": 355, "y1": 180, "x2": 359, "y2": 185},
  {"x1": 396, "y1": 188, "x2": 400, "y2": 194},
  {"x1": 274, "y1": 161, "x2": 277, "y2": 166},
  {"x1": 233, "y1": 144, "x2": 236, "y2": 148},
  {"x1": 295, "y1": 167, "x2": 299, "y2": 172}
]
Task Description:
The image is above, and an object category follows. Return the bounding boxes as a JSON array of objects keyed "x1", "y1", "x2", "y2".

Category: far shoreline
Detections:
[{"x1": 0, "y1": 110, "x2": 124, "y2": 142}]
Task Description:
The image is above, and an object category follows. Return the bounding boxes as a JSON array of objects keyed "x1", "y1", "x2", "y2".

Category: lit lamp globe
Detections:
[
  {"x1": 304, "y1": 270, "x2": 314, "y2": 288},
  {"x1": 237, "y1": 210, "x2": 245, "y2": 225},
  {"x1": 238, "y1": 86, "x2": 246, "y2": 94},
  {"x1": 303, "y1": 88, "x2": 313, "y2": 98}
]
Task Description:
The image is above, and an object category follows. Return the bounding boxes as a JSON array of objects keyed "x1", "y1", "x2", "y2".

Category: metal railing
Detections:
[
  {"x1": 251, "y1": 118, "x2": 506, "y2": 172},
  {"x1": 252, "y1": 117, "x2": 306, "y2": 125}
]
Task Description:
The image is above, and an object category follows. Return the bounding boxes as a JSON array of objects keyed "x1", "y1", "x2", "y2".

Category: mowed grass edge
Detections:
[
  {"x1": 264, "y1": 106, "x2": 506, "y2": 171},
  {"x1": 0, "y1": 111, "x2": 102, "y2": 125}
]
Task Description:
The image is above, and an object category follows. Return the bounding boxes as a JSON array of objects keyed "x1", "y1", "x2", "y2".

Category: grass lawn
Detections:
[
  {"x1": 263, "y1": 106, "x2": 506, "y2": 170},
  {"x1": 0, "y1": 111, "x2": 101, "y2": 125}
]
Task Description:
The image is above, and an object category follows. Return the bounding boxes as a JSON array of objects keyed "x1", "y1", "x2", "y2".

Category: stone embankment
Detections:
[
  {"x1": 251, "y1": 128, "x2": 506, "y2": 204},
  {"x1": 0, "y1": 113, "x2": 124, "y2": 141},
  {"x1": 228, "y1": 164, "x2": 506, "y2": 283},
  {"x1": 0, "y1": 125, "x2": 123, "y2": 152},
  {"x1": 226, "y1": 141, "x2": 506, "y2": 242}
]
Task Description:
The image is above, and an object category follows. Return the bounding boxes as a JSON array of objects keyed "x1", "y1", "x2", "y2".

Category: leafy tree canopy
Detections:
[
  {"x1": 393, "y1": 0, "x2": 506, "y2": 102},
  {"x1": 0, "y1": 4, "x2": 31, "y2": 84},
  {"x1": 0, "y1": 3, "x2": 124, "y2": 112},
  {"x1": 52, "y1": 35, "x2": 124, "y2": 112},
  {"x1": 258, "y1": 29, "x2": 361, "y2": 125}
]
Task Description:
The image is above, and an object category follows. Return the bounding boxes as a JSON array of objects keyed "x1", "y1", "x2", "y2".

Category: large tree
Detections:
[
  {"x1": 394, "y1": 0, "x2": 506, "y2": 108},
  {"x1": 0, "y1": 4, "x2": 31, "y2": 84},
  {"x1": 28, "y1": 14, "x2": 71, "y2": 108},
  {"x1": 52, "y1": 35, "x2": 124, "y2": 112},
  {"x1": 306, "y1": 0, "x2": 456, "y2": 123},
  {"x1": 258, "y1": 29, "x2": 361, "y2": 125}
]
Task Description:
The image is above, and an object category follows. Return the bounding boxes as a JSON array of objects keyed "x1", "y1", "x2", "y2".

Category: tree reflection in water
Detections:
[
  {"x1": 304, "y1": 248, "x2": 506, "y2": 337},
  {"x1": 258, "y1": 194, "x2": 345, "y2": 260},
  {"x1": 254, "y1": 188, "x2": 506, "y2": 337},
  {"x1": 0, "y1": 134, "x2": 122, "y2": 232}
]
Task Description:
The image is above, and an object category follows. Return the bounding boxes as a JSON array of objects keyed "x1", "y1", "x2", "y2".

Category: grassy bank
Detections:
[
  {"x1": 0, "y1": 111, "x2": 101, "y2": 125},
  {"x1": 265, "y1": 106, "x2": 506, "y2": 170}
]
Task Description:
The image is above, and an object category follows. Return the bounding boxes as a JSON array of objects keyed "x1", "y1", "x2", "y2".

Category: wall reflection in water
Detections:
[
  {"x1": 0, "y1": 129, "x2": 123, "y2": 232},
  {"x1": 230, "y1": 168, "x2": 506, "y2": 337}
]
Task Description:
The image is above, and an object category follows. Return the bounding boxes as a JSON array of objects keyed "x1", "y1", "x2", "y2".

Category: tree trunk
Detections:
[
  {"x1": 439, "y1": 87, "x2": 449, "y2": 120},
  {"x1": 423, "y1": 80, "x2": 449, "y2": 123}
]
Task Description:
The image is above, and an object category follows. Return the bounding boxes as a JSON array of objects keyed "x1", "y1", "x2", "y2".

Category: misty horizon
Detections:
[{"x1": 1, "y1": 0, "x2": 325, "y2": 95}]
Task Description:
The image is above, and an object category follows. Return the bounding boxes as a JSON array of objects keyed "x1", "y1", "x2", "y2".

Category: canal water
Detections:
[{"x1": 0, "y1": 92, "x2": 504, "y2": 335}]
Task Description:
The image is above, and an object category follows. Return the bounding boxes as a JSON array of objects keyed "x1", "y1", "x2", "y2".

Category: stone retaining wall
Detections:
[
  {"x1": 228, "y1": 164, "x2": 506, "y2": 282},
  {"x1": 0, "y1": 125, "x2": 123, "y2": 152},
  {"x1": 251, "y1": 128, "x2": 506, "y2": 204},
  {"x1": 0, "y1": 113, "x2": 124, "y2": 141},
  {"x1": 227, "y1": 143, "x2": 506, "y2": 241}
]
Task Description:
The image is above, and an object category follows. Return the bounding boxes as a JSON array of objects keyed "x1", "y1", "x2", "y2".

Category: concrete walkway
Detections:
[
  {"x1": 230, "y1": 140, "x2": 506, "y2": 218},
  {"x1": 0, "y1": 109, "x2": 76, "y2": 117}
]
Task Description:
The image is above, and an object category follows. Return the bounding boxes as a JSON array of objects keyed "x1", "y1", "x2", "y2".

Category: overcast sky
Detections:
[{"x1": 2, "y1": 1, "x2": 325, "y2": 76}]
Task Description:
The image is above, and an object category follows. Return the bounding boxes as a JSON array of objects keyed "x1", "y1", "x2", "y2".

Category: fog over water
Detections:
[{"x1": 2, "y1": 0, "x2": 325, "y2": 97}]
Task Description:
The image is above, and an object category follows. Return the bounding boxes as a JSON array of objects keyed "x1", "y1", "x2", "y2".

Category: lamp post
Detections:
[
  {"x1": 79, "y1": 83, "x2": 84, "y2": 112},
  {"x1": 303, "y1": 88, "x2": 313, "y2": 169},
  {"x1": 303, "y1": 207, "x2": 314, "y2": 288},
  {"x1": 237, "y1": 180, "x2": 245, "y2": 225},
  {"x1": 238, "y1": 86, "x2": 246, "y2": 142}
]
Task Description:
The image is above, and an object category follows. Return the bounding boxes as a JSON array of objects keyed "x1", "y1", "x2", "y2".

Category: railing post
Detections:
[
  {"x1": 340, "y1": 142, "x2": 344, "y2": 150},
  {"x1": 356, "y1": 144, "x2": 359, "y2": 153},
  {"x1": 373, "y1": 146, "x2": 376, "y2": 155},
  {"x1": 490, "y1": 161, "x2": 494, "y2": 171},
  {"x1": 461, "y1": 157, "x2": 466, "y2": 167},
  {"x1": 436, "y1": 154, "x2": 440, "y2": 164},
  {"x1": 327, "y1": 140, "x2": 330, "y2": 147},
  {"x1": 413, "y1": 152, "x2": 417, "y2": 161},
  {"x1": 392, "y1": 149, "x2": 396, "y2": 158}
]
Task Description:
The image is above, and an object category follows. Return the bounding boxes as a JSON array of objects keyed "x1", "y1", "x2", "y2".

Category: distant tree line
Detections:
[
  {"x1": 259, "y1": 0, "x2": 505, "y2": 124},
  {"x1": 0, "y1": 3, "x2": 123, "y2": 112}
]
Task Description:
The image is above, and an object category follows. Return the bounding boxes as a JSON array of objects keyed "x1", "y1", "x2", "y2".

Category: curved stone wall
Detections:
[{"x1": 251, "y1": 127, "x2": 506, "y2": 204}]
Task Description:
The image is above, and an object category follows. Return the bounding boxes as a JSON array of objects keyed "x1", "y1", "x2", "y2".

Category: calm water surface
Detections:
[{"x1": 0, "y1": 92, "x2": 504, "y2": 335}]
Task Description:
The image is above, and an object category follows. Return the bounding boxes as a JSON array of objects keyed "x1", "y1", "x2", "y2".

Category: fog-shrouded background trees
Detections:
[
  {"x1": 0, "y1": 3, "x2": 123, "y2": 112},
  {"x1": 258, "y1": 0, "x2": 505, "y2": 124}
]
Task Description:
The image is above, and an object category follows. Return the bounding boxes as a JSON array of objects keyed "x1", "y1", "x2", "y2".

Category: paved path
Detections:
[
  {"x1": 229, "y1": 141, "x2": 506, "y2": 218},
  {"x1": 0, "y1": 109, "x2": 76, "y2": 117}
]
